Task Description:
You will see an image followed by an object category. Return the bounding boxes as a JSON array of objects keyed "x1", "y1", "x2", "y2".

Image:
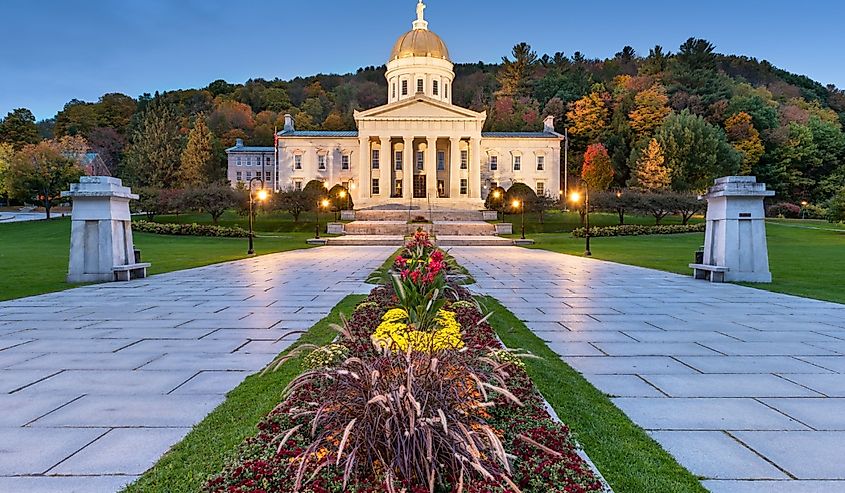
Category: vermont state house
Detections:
[{"x1": 227, "y1": 1, "x2": 562, "y2": 209}]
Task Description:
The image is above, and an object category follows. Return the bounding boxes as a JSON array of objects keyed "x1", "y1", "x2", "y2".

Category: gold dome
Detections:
[{"x1": 390, "y1": 29, "x2": 450, "y2": 62}]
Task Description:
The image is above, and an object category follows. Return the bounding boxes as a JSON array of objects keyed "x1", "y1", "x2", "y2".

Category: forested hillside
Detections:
[{"x1": 1, "y1": 38, "x2": 844, "y2": 204}]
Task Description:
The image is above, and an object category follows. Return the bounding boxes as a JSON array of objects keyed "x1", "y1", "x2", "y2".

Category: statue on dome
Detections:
[{"x1": 416, "y1": 1, "x2": 426, "y2": 22}]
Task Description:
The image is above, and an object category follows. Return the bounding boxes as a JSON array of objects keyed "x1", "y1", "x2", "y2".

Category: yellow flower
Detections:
[{"x1": 372, "y1": 309, "x2": 464, "y2": 352}]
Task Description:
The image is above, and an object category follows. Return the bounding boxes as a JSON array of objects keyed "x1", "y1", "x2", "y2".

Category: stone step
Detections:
[
  {"x1": 325, "y1": 235, "x2": 405, "y2": 246},
  {"x1": 343, "y1": 221, "x2": 496, "y2": 236},
  {"x1": 436, "y1": 236, "x2": 514, "y2": 246},
  {"x1": 354, "y1": 209, "x2": 492, "y2": 222}
]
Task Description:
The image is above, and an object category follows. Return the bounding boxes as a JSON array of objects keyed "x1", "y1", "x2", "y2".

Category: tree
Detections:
[
  {"x1": 274, "y1": 188, "x2": 311, "y2": 222},
  {"x1": 581, "y1": 143, "x2": 615, "y2": 191},
  {"x1": 631, "y1": 139, "x2": 671, "y2": 191},
  {"x1": 566, "y1": 91, "x2": 610, "y2": 142},
  {"x1": 638, "y1": 192, "x2": 673, "y2": 225},
  {"x1": 724, "y1": 112, "x2": 764, "y2": 175},
  {"x1": 0, "y1": 109, "x2": 39, "y2": 149},
  {"x1": 629, "y1": 85, "x2": 671, "y2": 137},
  {"x1": 497, "y1": 42, "x2": 538, "y2": 98},
  {"x1": 123, "y1": 99, "x2": 183, "y2": 188},
  {"x1": 303, "y1": 179, "x2": 329, "y2": 205},
  {"x1": 328, "y1": 184, "x2": 354, "y2": 212},
  {"x1": 665, "y1": 191, "x2": 706, "y2": 224},
  {"x1": 591, "y1": 189, "x2": 642, "y2": 225},
  {"x1": 504, "y1": 183, "x2": 537, "y2": 213},
  {"x1": 828, "y1": 187, "x2": 845, "y2": 222},
  {"x1": 532, "y1": 193, "x2": 557, "y2": 224},
  {"x1": 6, "y1": 140, "x2": 84, "y2": 219},
  {"x1": 655, "y1": 110, "x2": 740, "y2": 191},
  {"x1": 182, "y1": 184, "x2": 236, "y2": 224},
  {"x1": 484, "y1": 186, "x2": 506, "y2": 211},
  {"x1": 0, "y1": 143, "x2": 12, "y2": 203},
  {"x1": 180, "y1": 114, "x2": 214, "y2": 187}
]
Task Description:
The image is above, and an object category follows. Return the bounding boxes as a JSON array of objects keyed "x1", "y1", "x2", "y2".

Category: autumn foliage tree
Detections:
[
  {"x1": 566, "y1": 91, "x2": 610, "y2": 142},
  {"x1": 629, "y1": 85, "x2": 672, "y2": 137},
  {"x1": 180, "y1": 114, "x2": 214, "y2": 187},
  {"x1": 581, "y1": 143, "x2": 615, "y2": 191},
  {"x1": 725, "y1": 112, "x2": 765, "y2": 175},
  {"x1": 631, "y1": 139, "x2": 671, "y2": 191},
  {"x1": 6, "y1": 139, "x2": 85, "y2": 218}
]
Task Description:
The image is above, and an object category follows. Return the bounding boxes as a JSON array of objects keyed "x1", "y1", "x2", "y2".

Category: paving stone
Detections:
[
  {"x1": 0, "y1": 427, "x2": 107, "y2": 474},
  {"x1": 0, "y1": 476, "x2": 138, "y2": 493},
  {"x1": 592, "y1": 342, "x2": 721, "y2": 356},
  {"x1": 649, "y1": 431, "x2": 788, "y2": 479},
  {"x1": 586, "y1": 375, "x2": 665, "y2": 397},
  {"x1": 0, "y1": 369, "x2": 61, "y2": 393},
  {"x1": 0, "y1": 394, "x2": 82, "y2": 426},
  {"x1": 702, "y1": 480, "x2": 845, "y2": 492},
  {"x1": 778, "y1": 374, "x2": 845, "y2": 396},
  {"x1": 8, "y1": 352, "x2": 163, "y2": 371},
  {"x1": 49, "y1": 428, "x2": 190, "y2": 475},
  {"x1": 731, "y1": 431, "x2": 845, "y2": 479},
  {"x1": 699, "y1": 342, "x2": 836, "y2": 356},
  {"x1": 18, "y1": 370, "x2": 196, "y2": 396},
  {"x1": 642, "y1": 374, "x2": 821, "y2": 398},
  {"x1": 677, "y1": 356, "x2": 834, "y2": 374},
  {"x1": 562, "y1": 356, "x2": 698, "y2": 375},
  {"x1": 170, "y1": 370, "x2": 250, "y2": 395},
  {"x1": 760, "y1": 398, "x2": 845, "y2": 429},
  {"x1": 795, "y1": 356, "x2": 845, "y2": 373}
]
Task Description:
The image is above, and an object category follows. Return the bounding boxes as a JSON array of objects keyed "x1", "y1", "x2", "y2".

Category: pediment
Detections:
[{"x1": 355, "y1": 96, "x2": 485, "y2": 121}]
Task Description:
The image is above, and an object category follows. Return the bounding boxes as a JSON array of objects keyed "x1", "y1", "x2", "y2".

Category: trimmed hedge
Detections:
[
  {"x1": 133, "y1": 220, "x2": 250, "y2": 238},
  {"x1": 572, "y1": 223, "x2": 706, "y2": 238}
]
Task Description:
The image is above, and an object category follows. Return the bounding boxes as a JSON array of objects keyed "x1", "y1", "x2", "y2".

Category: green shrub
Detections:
[
  {"x1": 133, "y1": 220, "x2": 250, "y2": 238},
  {"x1": 572, "y1": 223, "x2": 705, "y2": 238}
]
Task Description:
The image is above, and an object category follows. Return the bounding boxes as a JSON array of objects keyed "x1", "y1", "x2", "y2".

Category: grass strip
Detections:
[
  {"x1": 478, "y1": 295, "x2": 707, "y2": 493},
  {"x1": 122, "y1": 294, "x2": 366, "y2": 493}
]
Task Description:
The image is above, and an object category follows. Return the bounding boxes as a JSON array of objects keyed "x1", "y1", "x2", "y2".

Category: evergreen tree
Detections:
[
  {"x1": 0, "y1": 143, "x2": 12, "y2": 200},
  {"x1": 180, "y1": 113, "x2": 214, "y2": 187},
  {"x1": 123, "y1": 99, "x2": 183, "y2": 188},
  {"x1": 0, "y1": 108, "x2": 40, "y2": 149},
  {"x1": 497, "y1": 43, "x2": 538, "y2": 97},
  {"x1": 631, "y1": 139, "x2": 671, "y2": 191}
]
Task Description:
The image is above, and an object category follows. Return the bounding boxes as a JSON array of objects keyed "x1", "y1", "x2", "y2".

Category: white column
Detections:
[
  {"x1": 358, "y1": 136, "x2": 370, "y2": 200},
  {"x1": 425, "y1": 137, "x2": 437, "y2": 199},
  {"x1": 380, "y1": 136, "x2": 392, "y2": 198},
  {"x1": 403, "y1": 136, "x2": 413, "y2": 199},
  {"x1": 470, "y1": 138, "x2": 482, "y2": 199},
  {"x1": 449, "y1": 137, "x2": 461, "y2": 199}
]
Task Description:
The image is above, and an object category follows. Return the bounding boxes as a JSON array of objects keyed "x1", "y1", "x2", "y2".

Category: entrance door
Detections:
[{"x1": 413, "y1": 175, "x2": 427, "y2": 199}]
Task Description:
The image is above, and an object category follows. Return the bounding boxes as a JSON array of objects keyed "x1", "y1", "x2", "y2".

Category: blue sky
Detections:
[{"x1": 2, "y1": 0, "x2": 843, "y2": 120}]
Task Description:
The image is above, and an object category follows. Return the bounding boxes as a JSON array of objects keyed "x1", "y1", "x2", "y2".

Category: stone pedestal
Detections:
[
  {"x1": 340, "y1": 210, "x2": 356, "y2": 221},
  {"x1": 62, "y1": 177, "x2": 148, "y2": 283},
  {"x1": 701, "y1": 176, "x2": 775, "y2": 283}
]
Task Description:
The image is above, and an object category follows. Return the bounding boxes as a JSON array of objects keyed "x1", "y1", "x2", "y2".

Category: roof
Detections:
[
  {"x1": 278, "y1": 130, "x2": 359, "y2": 138},
  {"x1": 481, "y1": 132, "x2": 562, "y2": 139},
  {"x1": 391, "y1": 29, "x2": 450, "y2": 61},
  {"x1": 225, "y1": 146, "x2": 275, "y2": 153}
]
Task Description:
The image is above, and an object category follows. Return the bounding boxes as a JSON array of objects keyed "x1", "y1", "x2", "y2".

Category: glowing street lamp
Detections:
[
  {"x1": 512, "y1": 199, "x2": 525, "y2": 240},
  {"x1": 247, "y1": 177, "x2": 268, "y2": 255},
  {"x1": 800, "y1": 200, "x2": 809, "y2": 220},
  {"x1": 316, "y1": 198, "x2": 330, "y2": 239},
  {"x1": 569, "y1": 182, "x2": 591, "y2": 257},
  {"x1": 493, "y1": 189, "x2": 503, "y2": 222}
]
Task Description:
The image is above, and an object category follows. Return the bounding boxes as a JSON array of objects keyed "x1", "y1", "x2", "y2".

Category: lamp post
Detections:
[
  {"x1": 247, "y1": 177, "x2": 268, "y2": 255},
  {"x1": 316, "y1": 198, "x2": 330, "y2": 239},
  {"x1": 493, "y1": 189, "x2": 503, "y2": 222},
  {"x1": 570, "y1": 181, "x2": 591, "y2": 256},
  {"x1": 512, "y1": 199, "x2": 525, "y2": 240},
  {"x1": 800, "y1": 200, "x2": 808, "y2": 220},
  {"x1": 340, "y1": 189, "x2": 349, "y2": 215}
]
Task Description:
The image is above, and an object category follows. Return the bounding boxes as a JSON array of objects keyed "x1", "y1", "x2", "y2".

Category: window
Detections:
[
  {"x1": 341, "y1": 155, "x2": 350, "y2": 170},
  {"x1": 401, "y1": 80, "x2": 408, "y2": 96},
  {"x1": 445, "y1": 83, "x2": 449, "y2": 98},
  {"x1": 536, "y1": 182, "x2": 545, "y2": 196},
  {"x1": 417, "y1": 79, "x2": 424, "y2": 93},
  {"x1": 433, "y1": 80, "x2": 439, "y2": 96},
  {"x1": 460, "y1": 150, "x2": 468, "y2": 170},
  {"x1": 437, "y1": 151, "x2": 445, "y2": 171},
  {"x1": 513, "y1": 155, "x2": 522, "y2": 171},
  {"x1": 371, "y1": 149, "x2": 380, "y2": 169},
  {"x1": 489, "y1": 155, "x2": 498, "y2": 171},
  {"x1": 460, "y1": 179, "x2": 468, "y2": 195},
  {"x1": 372, "y1": 178, "x2": 380, "y2": 195},
  {"x1": 537, "y1": 155, "x2": 545, "y2": 171},
  {"x1": 318, "y1": 155, "x2": 326, "y2": 171},
  {"x1": 236, "y1": 157, "x2": 242, "y2": 166},
  {"x1": 265, "y1": 171, "x2": 272, "y2": 182},
  {"x1": 392, "y1": 83, "x2": 396, "y2": 99},
  {"x1": 252, "y1": 156, "x2": 258, "y2": 166},
  {"x1": 246, "y1": 171, "x2": 252, "y2": 180},
  {"x1": 266, "y1": 156, "x2": 272, "y2": 165},
  {"x1": 294, "y1": 155, "x2": 302, "y2": 170},
  {"x1": 416, "y1": 151, "x2": 424, "y2": 170},
  {"x1": 394, "y1": 150, "x2": 403, "y2": 170},
  {"x1": 294, "y1": 180, "x2": 302, "y2": 191},
  {"x1": 236, "y1": 171, "x2": 242, "y2": 181}
]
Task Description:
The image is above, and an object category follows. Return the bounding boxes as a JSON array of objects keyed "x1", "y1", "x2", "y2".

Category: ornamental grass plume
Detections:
[{"x1": 280, "y1": 344, "x2": 525, "y2": 492}]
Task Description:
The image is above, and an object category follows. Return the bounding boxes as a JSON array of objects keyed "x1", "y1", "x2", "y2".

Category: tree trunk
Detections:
[{"x1": 618, "y1": 208, "x2": 625, "y2": 225}]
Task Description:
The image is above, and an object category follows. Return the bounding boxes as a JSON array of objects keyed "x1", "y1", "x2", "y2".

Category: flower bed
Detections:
[
  {"x1": 133, "y1": 220, "x2": 250, "y2": 238},
  {"x1": 206, "y1": 231, "x2": 604, "y2": 492},
  {"x1": 572, "y1": 223, "x2": 705, "y2": 238}
]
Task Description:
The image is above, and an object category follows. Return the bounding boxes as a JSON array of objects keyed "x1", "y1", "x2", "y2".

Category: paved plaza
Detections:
[
  {"x1": 0, "y1": 246, "x2": 393, "y2": 493},
  {"x1": 452, "y1": 246, "x2": 845, "y2": 493}
]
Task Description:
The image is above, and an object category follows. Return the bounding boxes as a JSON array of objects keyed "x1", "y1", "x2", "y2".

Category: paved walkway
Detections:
[
  {"x1": 451, "y1": 246, "x2": 845, "y2": 493},
  {"x1": 0, "y1": 246, "x2": 393, "y2": 493}
]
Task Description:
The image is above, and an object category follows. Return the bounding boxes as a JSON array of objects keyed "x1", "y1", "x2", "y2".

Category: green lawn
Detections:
[
  {"x1": 0, "y1": 218, "x2": 314, "y2": 301},
  {"x1": 522, "y1": 219, "x2": 845, "y2": 305},
  {"x1": 122, "y1": 295, "x2": 366, "y2": 493},
  {"x1": 481, "y1": 296, "x2": 706, "y2": 493}
]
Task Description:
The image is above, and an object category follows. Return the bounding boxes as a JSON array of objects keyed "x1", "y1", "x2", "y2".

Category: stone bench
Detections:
[
  {"x1": 689, "y1": 263, "x2": 729, "y2": 283},
  {"x1": 112, "y1": 263, "x2": 151, "y2": 282}
]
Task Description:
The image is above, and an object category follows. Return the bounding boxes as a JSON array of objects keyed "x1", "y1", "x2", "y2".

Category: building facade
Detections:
[{"x1": 227, "y1": 1, "x2": 562, "y2": 209}]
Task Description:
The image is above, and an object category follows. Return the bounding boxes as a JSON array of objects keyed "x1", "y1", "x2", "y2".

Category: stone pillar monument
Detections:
[
  {"x1": 697, "y1": 176, "x2": 775, "y2": 283},
  {"x1": 62, "y1": 176, "x2": 149, "y2": 283}
]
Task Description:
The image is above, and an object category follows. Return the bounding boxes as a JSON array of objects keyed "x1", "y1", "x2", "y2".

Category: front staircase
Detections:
[{"x1": 325, "y1": 206, "x2": 514, "y2": 246}]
